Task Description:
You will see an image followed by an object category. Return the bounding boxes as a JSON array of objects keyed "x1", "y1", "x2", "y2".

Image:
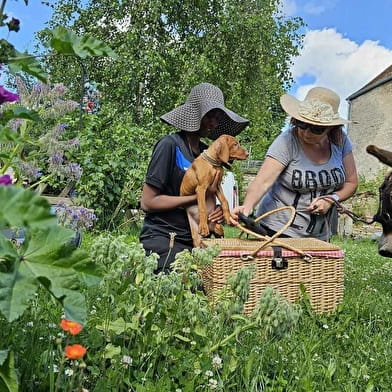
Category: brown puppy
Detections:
[{"x1": 180, "y1": 134, "x2": 248, "y2": 247}]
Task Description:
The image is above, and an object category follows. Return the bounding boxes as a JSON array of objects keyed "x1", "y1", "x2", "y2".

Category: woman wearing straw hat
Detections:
[
  {"x1": 140, "y1": 82, "x2": 249, "y2": 272},
  {"x1": 231, "y1": 86, "x2": 358, "y2": 241}
]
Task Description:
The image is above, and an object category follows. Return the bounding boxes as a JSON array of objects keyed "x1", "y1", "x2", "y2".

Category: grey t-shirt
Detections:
[{"x1": 256, "y1": 129, "x2": 352, "y2": 240}]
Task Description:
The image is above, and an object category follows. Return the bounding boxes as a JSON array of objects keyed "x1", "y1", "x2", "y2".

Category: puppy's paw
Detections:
[{"x1": 199, "y1": 223, "x2": 210, "y2": 237}]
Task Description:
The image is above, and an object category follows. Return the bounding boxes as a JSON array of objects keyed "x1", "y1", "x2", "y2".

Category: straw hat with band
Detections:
[
  {"x1": 280, "y1": 87, "x2": 349, "y2": 127},
  {"x1": 160, "y1": 83, "x2": 249, "y2": 140}
]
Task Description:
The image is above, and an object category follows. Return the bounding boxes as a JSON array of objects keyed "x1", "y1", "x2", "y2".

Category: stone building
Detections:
[{"x1": 347, "y1": 64, "x2": 392, "y2": 180}]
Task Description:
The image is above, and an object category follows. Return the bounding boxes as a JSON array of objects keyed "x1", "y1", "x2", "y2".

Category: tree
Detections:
[{"x1": 41, "y1": 0, "x2": 304, "y2": 158}]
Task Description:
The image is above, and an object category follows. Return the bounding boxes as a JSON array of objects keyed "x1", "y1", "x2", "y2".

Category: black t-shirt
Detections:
[{"x1": 140, "y1": 132, "x2": 207, "y2": 244}]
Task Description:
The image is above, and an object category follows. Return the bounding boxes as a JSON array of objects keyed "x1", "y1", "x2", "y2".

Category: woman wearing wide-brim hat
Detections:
[
  {"x1": 231, "y1": 86, "x2": 358, "y2": 241},
  {"x1": 140, "y1": 82, "x2": 249, "y2": 272}
]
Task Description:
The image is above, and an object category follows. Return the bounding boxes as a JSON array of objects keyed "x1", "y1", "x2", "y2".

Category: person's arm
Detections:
[
  {"x1": 141, "y1": 171, "x2": 223, "y2": 214},
  {"x1": 140, "y1": 183, "x2": 197, "y2": 212},
  {"x1": 231, "y1": 156, "x2": 286, "y2": 219},
  {"x1": 335, "y1": 151, "x2": 358, "y2": 201},
  {"x1": 307, "y1": 152, "x2": 358, "y2": 214}
]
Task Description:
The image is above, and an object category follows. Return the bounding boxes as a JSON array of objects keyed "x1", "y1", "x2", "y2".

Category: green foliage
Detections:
[
  {"x1": 0, "y1": 186, "x2": 100, "y2": 324},
  {"x1": 46, "y1": 26, "x2": 117, "y2": 59},
  {"x1": 0, "y1": 350, "x2": 18, "y2": 392},
  {"x1": 357, "y1": 171, "x2": 388, "y2": 195},
  {"x1": 42, "y1": 0, "x2": 305, "y2": 158},
  {"x1": 5, "y1": 233, "x2": 392, "y2": 390},
  {"x1": 7, "y1": 52, "x2": 48, "y2": 83},
  {"x1": 71, "y1": 105, "x2": 152, "y2": 228}
]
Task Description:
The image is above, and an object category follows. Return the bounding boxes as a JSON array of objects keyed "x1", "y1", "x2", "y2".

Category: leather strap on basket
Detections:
[{"x1": 235, "y1": 206, "x2": 312, "y2": 261}]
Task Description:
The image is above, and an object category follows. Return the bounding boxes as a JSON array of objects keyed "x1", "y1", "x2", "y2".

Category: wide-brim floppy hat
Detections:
[
  {"x1": 280, "y1": 86, "x2": 349, "y2": 126},
  {"x1": 160, "y1": 82, "x2": 249, "y2": 140}
]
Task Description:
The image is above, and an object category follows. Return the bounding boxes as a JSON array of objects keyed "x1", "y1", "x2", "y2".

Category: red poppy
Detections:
[
  {"x1": 60, "y1": 319, "x2": 83, "y2": 335},
  {"x1": 64, "y1": 344, "x2": 87, "y2": 360}
]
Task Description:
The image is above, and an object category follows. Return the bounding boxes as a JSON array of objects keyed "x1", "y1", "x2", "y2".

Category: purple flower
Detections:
[
  {"x1": 49, "y1": 153, "x2": 64, "y2": 166},
  {"x1": 0, "y1": 86, "x2": 19, "y2": 104},
  {"x1": 0, "y1": 175, "x2": 12, "y2": 186},
  {"x1": 6, "y1": 18, "x2": 20, "y2": 33}
]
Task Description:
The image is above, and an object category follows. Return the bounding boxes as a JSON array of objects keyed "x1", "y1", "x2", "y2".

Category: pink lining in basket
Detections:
[{"x1": 218, "y1": 249, "x2": 344, "y2": 258}]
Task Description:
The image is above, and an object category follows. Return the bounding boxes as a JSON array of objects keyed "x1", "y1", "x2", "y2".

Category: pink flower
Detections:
[
  {"x1": 0, "y1": 175, "x2": 12, "y2": 186},
  {"x1": 0, "y1": 86, "x2": 19, "y2": 104}
]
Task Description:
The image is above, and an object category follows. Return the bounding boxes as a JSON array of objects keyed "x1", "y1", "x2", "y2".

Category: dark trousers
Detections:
[{"x1": 141, "y1": 235, "x2": 193, "y2": 274}]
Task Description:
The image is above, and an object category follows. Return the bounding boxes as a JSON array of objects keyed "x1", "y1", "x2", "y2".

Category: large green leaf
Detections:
[
  {"x1": 0, "y1": 350, "x2": 18, "y2": 392},
  {"x1": 0, "y1": 187, "x2": 101, "y2": 324},
  {"x1": 7, "y1": 52, "x2": 48, "y2": 83},
  {"x1": 48, "y1": 27, "x2": 117, "y2": 59},
  {"x1": 0, "y1": 186, "x2": 55, "y2": 229},
  {"x1": 0, "y1": 107, "x2": 41, "y2": 125}
]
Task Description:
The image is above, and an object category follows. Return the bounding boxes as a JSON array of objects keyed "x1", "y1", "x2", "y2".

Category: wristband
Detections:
[{"x1": 330, "y1": 193, "x2": 340, "y2": 202}]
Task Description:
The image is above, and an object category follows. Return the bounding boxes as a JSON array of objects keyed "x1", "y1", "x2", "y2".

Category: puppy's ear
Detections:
[{"x1": 214, "y1": 137, "x2": 230, "y2": 163}]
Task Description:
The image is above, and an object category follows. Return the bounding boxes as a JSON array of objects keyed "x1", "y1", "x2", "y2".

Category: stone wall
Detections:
[{"x1": 348, "y1": 81, "x2": 392, "y2": 180}]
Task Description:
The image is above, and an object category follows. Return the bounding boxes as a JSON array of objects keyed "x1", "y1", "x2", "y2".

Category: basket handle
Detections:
[{"x1": 235, "y1": 206, "x2": 312, "y2": 260}]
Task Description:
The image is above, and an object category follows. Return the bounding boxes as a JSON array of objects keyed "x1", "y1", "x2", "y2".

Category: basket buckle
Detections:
[
  {"x1": 271, "y1": 256, "x2": 288, "y2": 270},
  {"x1": 271, "y1": 246, "x2": 288, "y2": 270}
]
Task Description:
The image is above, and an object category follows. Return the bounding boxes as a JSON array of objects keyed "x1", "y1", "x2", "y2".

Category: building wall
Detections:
[{"x1": 347, "y1": 81, "x2": 392, "y2": 180}]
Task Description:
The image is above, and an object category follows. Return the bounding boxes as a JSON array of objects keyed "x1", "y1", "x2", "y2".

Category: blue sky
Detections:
[
  {"x1": 282, "y1": 0, "x2": 392, "y2": 116},
  {"x1": 2, "y1": 0, "x2": 392, "y2": 118},
  {"x1": 1, "y1": 1, "x2": 53, "y2": 53}
]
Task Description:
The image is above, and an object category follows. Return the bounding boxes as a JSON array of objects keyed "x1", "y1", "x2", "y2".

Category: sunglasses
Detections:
[{"x1": 295, "y1": 120, "x2": 329, "y2": 135}]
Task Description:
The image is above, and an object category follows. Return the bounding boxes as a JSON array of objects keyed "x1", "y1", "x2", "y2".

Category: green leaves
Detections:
[
  {"x1": 0, "y1": 107, "x2": 41, "y2": 126},
  {"x1": 0, "y1": 187, "x2": 101, "y2": 324},
  {"x1": 0, "y1": 351, "x2": 18, "y2": 392},
  {"x1": 7, "y1": 52, "x2": 48, "y2": 83},
  {"x1": 47, "y1": 27, "x2": 117, "y2": 59}
]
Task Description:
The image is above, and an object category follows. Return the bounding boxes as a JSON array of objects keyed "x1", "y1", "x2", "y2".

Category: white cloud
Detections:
[{"x1": 290, "y1": 28, "x2": 392, "y2": 117}]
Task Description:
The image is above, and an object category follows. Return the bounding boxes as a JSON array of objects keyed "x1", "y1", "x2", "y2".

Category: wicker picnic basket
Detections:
[{"x1": 201, "y1": 206, "x2": 344, "y2": 315}]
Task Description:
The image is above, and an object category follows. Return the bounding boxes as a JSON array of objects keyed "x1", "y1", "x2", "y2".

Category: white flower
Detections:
[
  {"x1": 205, "y1": 370, "x2": 213, "y2": 377},
  {"x1": 121, "y1": 355, "x2": 132, "y2": 367},
  {"x1": 48, "y1": 364, "x2": 59, "y2": 373},
  {"x1": 182, "y1": 327, "x2": 190, "y2": 334},
  {"x1": 194, "y1": 369, "x2": 201, "y2": 375},
  {"x1": 175, "y1": 389, "x2": 182, "y2": 392},
  {"x1": 322, "y1": 324, "x2": 329, "y2": 329},
  {"x1": 208, "y1": 378, "x2": 218, "y2": 389},
  {"x1": 64, "y1": 368, "x2": 74, "y2": 377},
  {"x1": 26, "y1": 321, "x2": 34, "y2": 327},
  {"x1": 212, "y1": 355, "x2": 222, "y2": 369},
  {"x1": 190, "y1": 341, "x2": 196, "y2": 345}
]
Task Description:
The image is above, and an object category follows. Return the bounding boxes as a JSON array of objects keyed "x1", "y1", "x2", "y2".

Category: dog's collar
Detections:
[{"x1": 201, "y1": 151, "x2": 232, "y2": 170}]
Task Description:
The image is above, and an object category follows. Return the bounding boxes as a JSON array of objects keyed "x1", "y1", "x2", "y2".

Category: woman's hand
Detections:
[
  {"x1": 307, "y1": 197, "x2": 334, "y2": 215},
  {"x1": 230, "y1": 205, "x2": 251, "y2": 225}
]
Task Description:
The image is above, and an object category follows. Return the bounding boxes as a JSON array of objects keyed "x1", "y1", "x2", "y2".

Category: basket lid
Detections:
[{"x1": 201, "y1": 237, "x2": 343, "y2": 258}]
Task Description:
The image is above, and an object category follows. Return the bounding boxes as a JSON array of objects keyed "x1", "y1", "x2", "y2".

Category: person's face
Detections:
[
  {"x1": 294, "y1": 119, "x2": 331, "y2": 143},
  {"x1": 199, "y1": 109, "x2": 223, "y2": 137}
]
